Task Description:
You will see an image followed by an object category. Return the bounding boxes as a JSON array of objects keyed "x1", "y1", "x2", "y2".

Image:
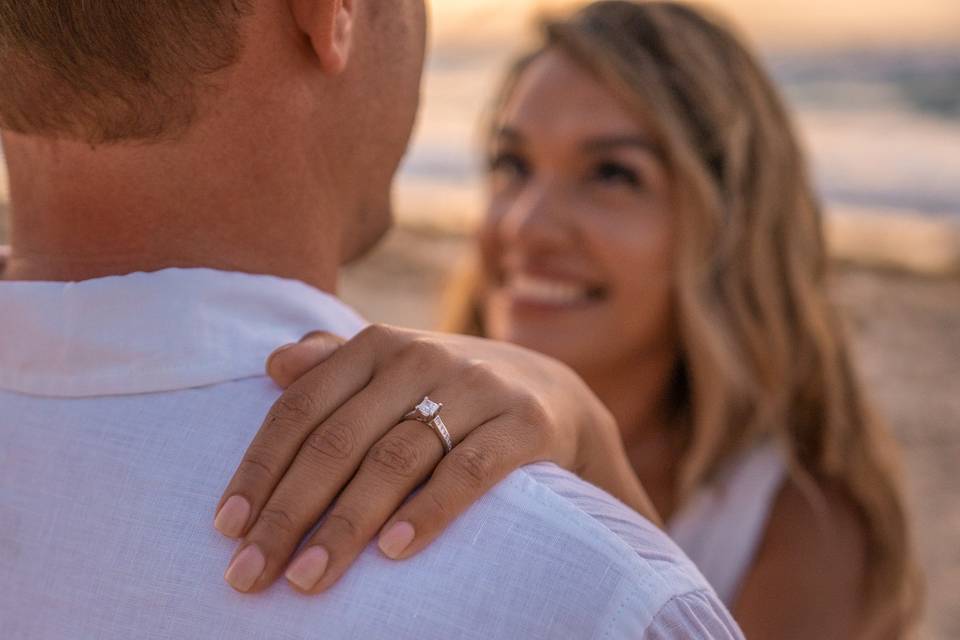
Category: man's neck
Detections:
[{"x1": 1, "y1": 129, "x2": 344, "y2": 292}]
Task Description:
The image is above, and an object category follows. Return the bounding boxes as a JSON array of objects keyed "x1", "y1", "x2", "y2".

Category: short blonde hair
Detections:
[{"x1": 0, "y1": 1, "x2": 251, "y2": 143}]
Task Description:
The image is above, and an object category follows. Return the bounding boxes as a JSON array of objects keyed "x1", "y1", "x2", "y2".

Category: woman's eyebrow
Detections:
[
  {"x1": 493, "y1": 126, "x2": 524, "y2": 142},
  {"x1": 580, "y1": 135, "x2": 657, "y2": 153},
  {"x1": 492, "y1": 129, "x2": 659, "y2": 157}
]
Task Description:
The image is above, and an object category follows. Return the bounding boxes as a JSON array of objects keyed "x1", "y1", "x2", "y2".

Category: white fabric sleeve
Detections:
[{"x1": 641, "y1": 590, "x2": 745, "y2": 640}]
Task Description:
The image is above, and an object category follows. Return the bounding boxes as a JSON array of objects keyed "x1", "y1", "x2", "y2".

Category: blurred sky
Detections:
[{"x1": 430, "y1": 0, "x2": 960, "y2": 49}]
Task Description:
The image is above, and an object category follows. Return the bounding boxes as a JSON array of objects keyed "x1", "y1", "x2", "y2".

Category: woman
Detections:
[{"x1": 214, "y1": 1, "x2": 919, "y2": 636}]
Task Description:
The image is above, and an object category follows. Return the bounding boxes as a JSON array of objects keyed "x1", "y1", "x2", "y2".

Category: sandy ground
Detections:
[{"x1": 341, "y1": 226, "x2": 960, "y2": 639}]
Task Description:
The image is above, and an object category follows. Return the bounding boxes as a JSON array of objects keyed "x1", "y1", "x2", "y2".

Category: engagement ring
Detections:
[{"x1": 404, "y1": 396, "x2": 454, "y2": 454}]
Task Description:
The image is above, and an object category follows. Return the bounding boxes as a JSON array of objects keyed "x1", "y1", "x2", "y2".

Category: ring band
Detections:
[
  {"x1": 404, "y1": 396, "x2": 454, "y2": 454},
  {"x1": 426, "y1": 415, "x2": 454, "y2": 454}
]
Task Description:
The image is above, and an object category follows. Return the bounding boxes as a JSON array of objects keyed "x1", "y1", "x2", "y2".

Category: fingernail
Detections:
[
  {"x1": 214, "y1": 496, "x2": 251, "y2": 538},
  {"x1": 285, "y1": 546, "x2": 330, "y2": 592},
  {"x1": 273, "y1": 343, "x2": 298, "y2": 355},
  {"x1": 379, "y1": 522, "x2": 416, "y2": 560},
  {"x1": 266, "y1": 343, "x2": 297, "y2": 368},
  {"x1": 225, "y1": 544, "x2": 266, "y2": 592}
]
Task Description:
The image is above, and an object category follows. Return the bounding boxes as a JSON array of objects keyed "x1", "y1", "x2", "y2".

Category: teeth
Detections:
[{"x1": 508, "y1": 274, "x2": 593, "y2": 305}]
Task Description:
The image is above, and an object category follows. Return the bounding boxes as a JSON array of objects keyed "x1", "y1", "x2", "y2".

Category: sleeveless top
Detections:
[{"x1": 667, "y1": 440, "x2": 788, "y2": 606}]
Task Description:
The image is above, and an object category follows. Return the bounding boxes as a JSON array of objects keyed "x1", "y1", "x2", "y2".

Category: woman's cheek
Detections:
[
  {"x1": 587, "y1": 204, "x2": 675, "y2": 336},
  {"x1": 479, "y1": 206, "x2": 507, "y2": 271}
]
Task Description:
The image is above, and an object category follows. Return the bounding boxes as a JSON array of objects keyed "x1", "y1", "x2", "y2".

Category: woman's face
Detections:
[{"x1": 481, "y1": 49, "x2": 678, "y2": 374}]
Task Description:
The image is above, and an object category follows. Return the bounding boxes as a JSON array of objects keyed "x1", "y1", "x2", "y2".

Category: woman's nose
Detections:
[{"x1": 497, "y1": 180, "x2": 571, "y2": 249}]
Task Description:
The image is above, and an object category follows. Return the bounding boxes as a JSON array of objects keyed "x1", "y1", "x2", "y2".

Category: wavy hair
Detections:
[{"x1": 443, "y1": 1, "x2": 920, "y2": 633}]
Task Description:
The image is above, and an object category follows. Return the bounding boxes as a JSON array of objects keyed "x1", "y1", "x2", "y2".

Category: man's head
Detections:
[{"x1": 0, "y1": 0, "x2": 427, "y2": 276}]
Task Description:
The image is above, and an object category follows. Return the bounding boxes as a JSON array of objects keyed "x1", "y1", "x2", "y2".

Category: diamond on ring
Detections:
[
  {"x1": 412, "y1": 396, "x2": 442, "y2": 420},
  {"x1": 404, "y1": 396, "x2": 453, "y2": 454}
]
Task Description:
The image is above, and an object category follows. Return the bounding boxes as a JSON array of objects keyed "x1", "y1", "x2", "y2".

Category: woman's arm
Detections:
[
  {"x1": 215, "y1": 325, "x2": 659, "y2": 595},
  {"x1": 733, "y1": 480, "x2": 869, "y2": 639}
]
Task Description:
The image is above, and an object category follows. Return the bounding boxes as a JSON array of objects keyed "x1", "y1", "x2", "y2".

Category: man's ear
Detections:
[{"x1": 291, "y1": 0, "x2": 355, "y2": 75}]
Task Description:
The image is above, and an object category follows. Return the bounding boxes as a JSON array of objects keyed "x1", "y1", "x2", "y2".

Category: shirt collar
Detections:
[{"x1": 0, "y1": 268, "x2": 367, "y2": 398}]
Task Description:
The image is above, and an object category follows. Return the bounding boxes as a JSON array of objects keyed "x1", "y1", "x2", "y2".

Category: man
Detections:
[{"x1": 0, "y1": 1, "x2": 742, "y2": 638}]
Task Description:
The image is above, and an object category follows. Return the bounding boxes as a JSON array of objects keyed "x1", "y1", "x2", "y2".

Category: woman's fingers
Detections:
[
  {"x1": 282, "y1": 374, "x2": 514, "y2": 593},
  {"x1": 288, "y1": 415, "x2": 544, "y2": 596},
  {"x1": 283, "y1": 420, "x2": 443, "y2": 594},
  {"x1": 214, "y1": 330, "x2": 383, "y2": 541},
  {"x1": 223, "y1": 345, "x2": 457, "y2": 592},
  {"x1": 266, "y1": 332, "x2": 346, "y2": 389},
  {"x1": 377, "y1": 415, "x2": 541, "y2": 561},
  {"x1": 241, "y1": 366, "x2": 512, "y2": 594}
]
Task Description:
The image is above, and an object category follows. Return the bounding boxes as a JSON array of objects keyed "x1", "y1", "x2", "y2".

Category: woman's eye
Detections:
[
  {"x1": 592, "y1": 161, "x2": 642, "y2": 189},
  {"x1": 488, "y1": 152, "x2": 530, "y2": 181}
]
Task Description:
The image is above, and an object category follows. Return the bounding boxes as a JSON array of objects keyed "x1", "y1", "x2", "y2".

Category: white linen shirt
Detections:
[{"x1": 0, "y1": 268, "x2": 742, "y2": 640}]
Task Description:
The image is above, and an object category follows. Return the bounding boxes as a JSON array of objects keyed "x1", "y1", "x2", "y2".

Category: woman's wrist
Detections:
[{"x1": 575, "y1": 403, "x2": 663, "y2": 527}]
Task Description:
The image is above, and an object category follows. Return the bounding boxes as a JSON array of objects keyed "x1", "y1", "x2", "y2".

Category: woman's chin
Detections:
[{"x1": 491, "y1": 319, "x2": 613, "y2": 371}]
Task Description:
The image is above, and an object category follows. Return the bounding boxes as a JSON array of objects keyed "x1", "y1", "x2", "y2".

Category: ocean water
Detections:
[{"x1": 395, "y1": 45, "x2": 960, "y2": 230}]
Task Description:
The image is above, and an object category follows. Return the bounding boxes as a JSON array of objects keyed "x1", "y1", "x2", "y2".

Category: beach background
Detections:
[
  {"x1": 1, "y1": 0, "x2": 959, "y2": 636},
  {"x1": 349, "y1": 2, "x2": 960, "y2": 637},
  {"x1": 392, "y1": 0, "x2": 960, "y2": 271}
]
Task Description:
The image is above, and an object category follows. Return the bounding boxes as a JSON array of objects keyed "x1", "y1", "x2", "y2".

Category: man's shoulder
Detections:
[
  {"x1": 492, "y1": 462, "x2": 713, "y2": 593},
  {"x1": 360, "y1": 460, "x2": 737, "y2": 638}
]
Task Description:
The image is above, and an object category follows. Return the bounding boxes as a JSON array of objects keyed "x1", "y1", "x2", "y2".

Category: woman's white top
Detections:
[{"x1": 667, "y1": 440, "x2": 788, "y2": 606}]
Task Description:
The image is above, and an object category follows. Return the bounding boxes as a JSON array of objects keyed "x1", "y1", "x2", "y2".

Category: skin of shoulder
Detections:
[{"x1": 733, "y1": 478, "x2": 869, "y2": 639}]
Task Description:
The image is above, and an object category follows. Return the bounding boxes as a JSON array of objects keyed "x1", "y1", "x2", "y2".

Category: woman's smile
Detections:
[{"x1": 499, "y1": 271, "x2": 609, "y2": 311}]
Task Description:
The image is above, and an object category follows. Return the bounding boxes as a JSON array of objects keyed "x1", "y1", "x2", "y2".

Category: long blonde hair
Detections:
[{"x1": 444, "y1": 0, "x2": 919, "y2": 632}]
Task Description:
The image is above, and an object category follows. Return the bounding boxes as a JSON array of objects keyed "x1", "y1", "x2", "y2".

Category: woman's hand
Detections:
[{"x1": 214, "y1": 324, "x2": 658, "y2": 595}]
